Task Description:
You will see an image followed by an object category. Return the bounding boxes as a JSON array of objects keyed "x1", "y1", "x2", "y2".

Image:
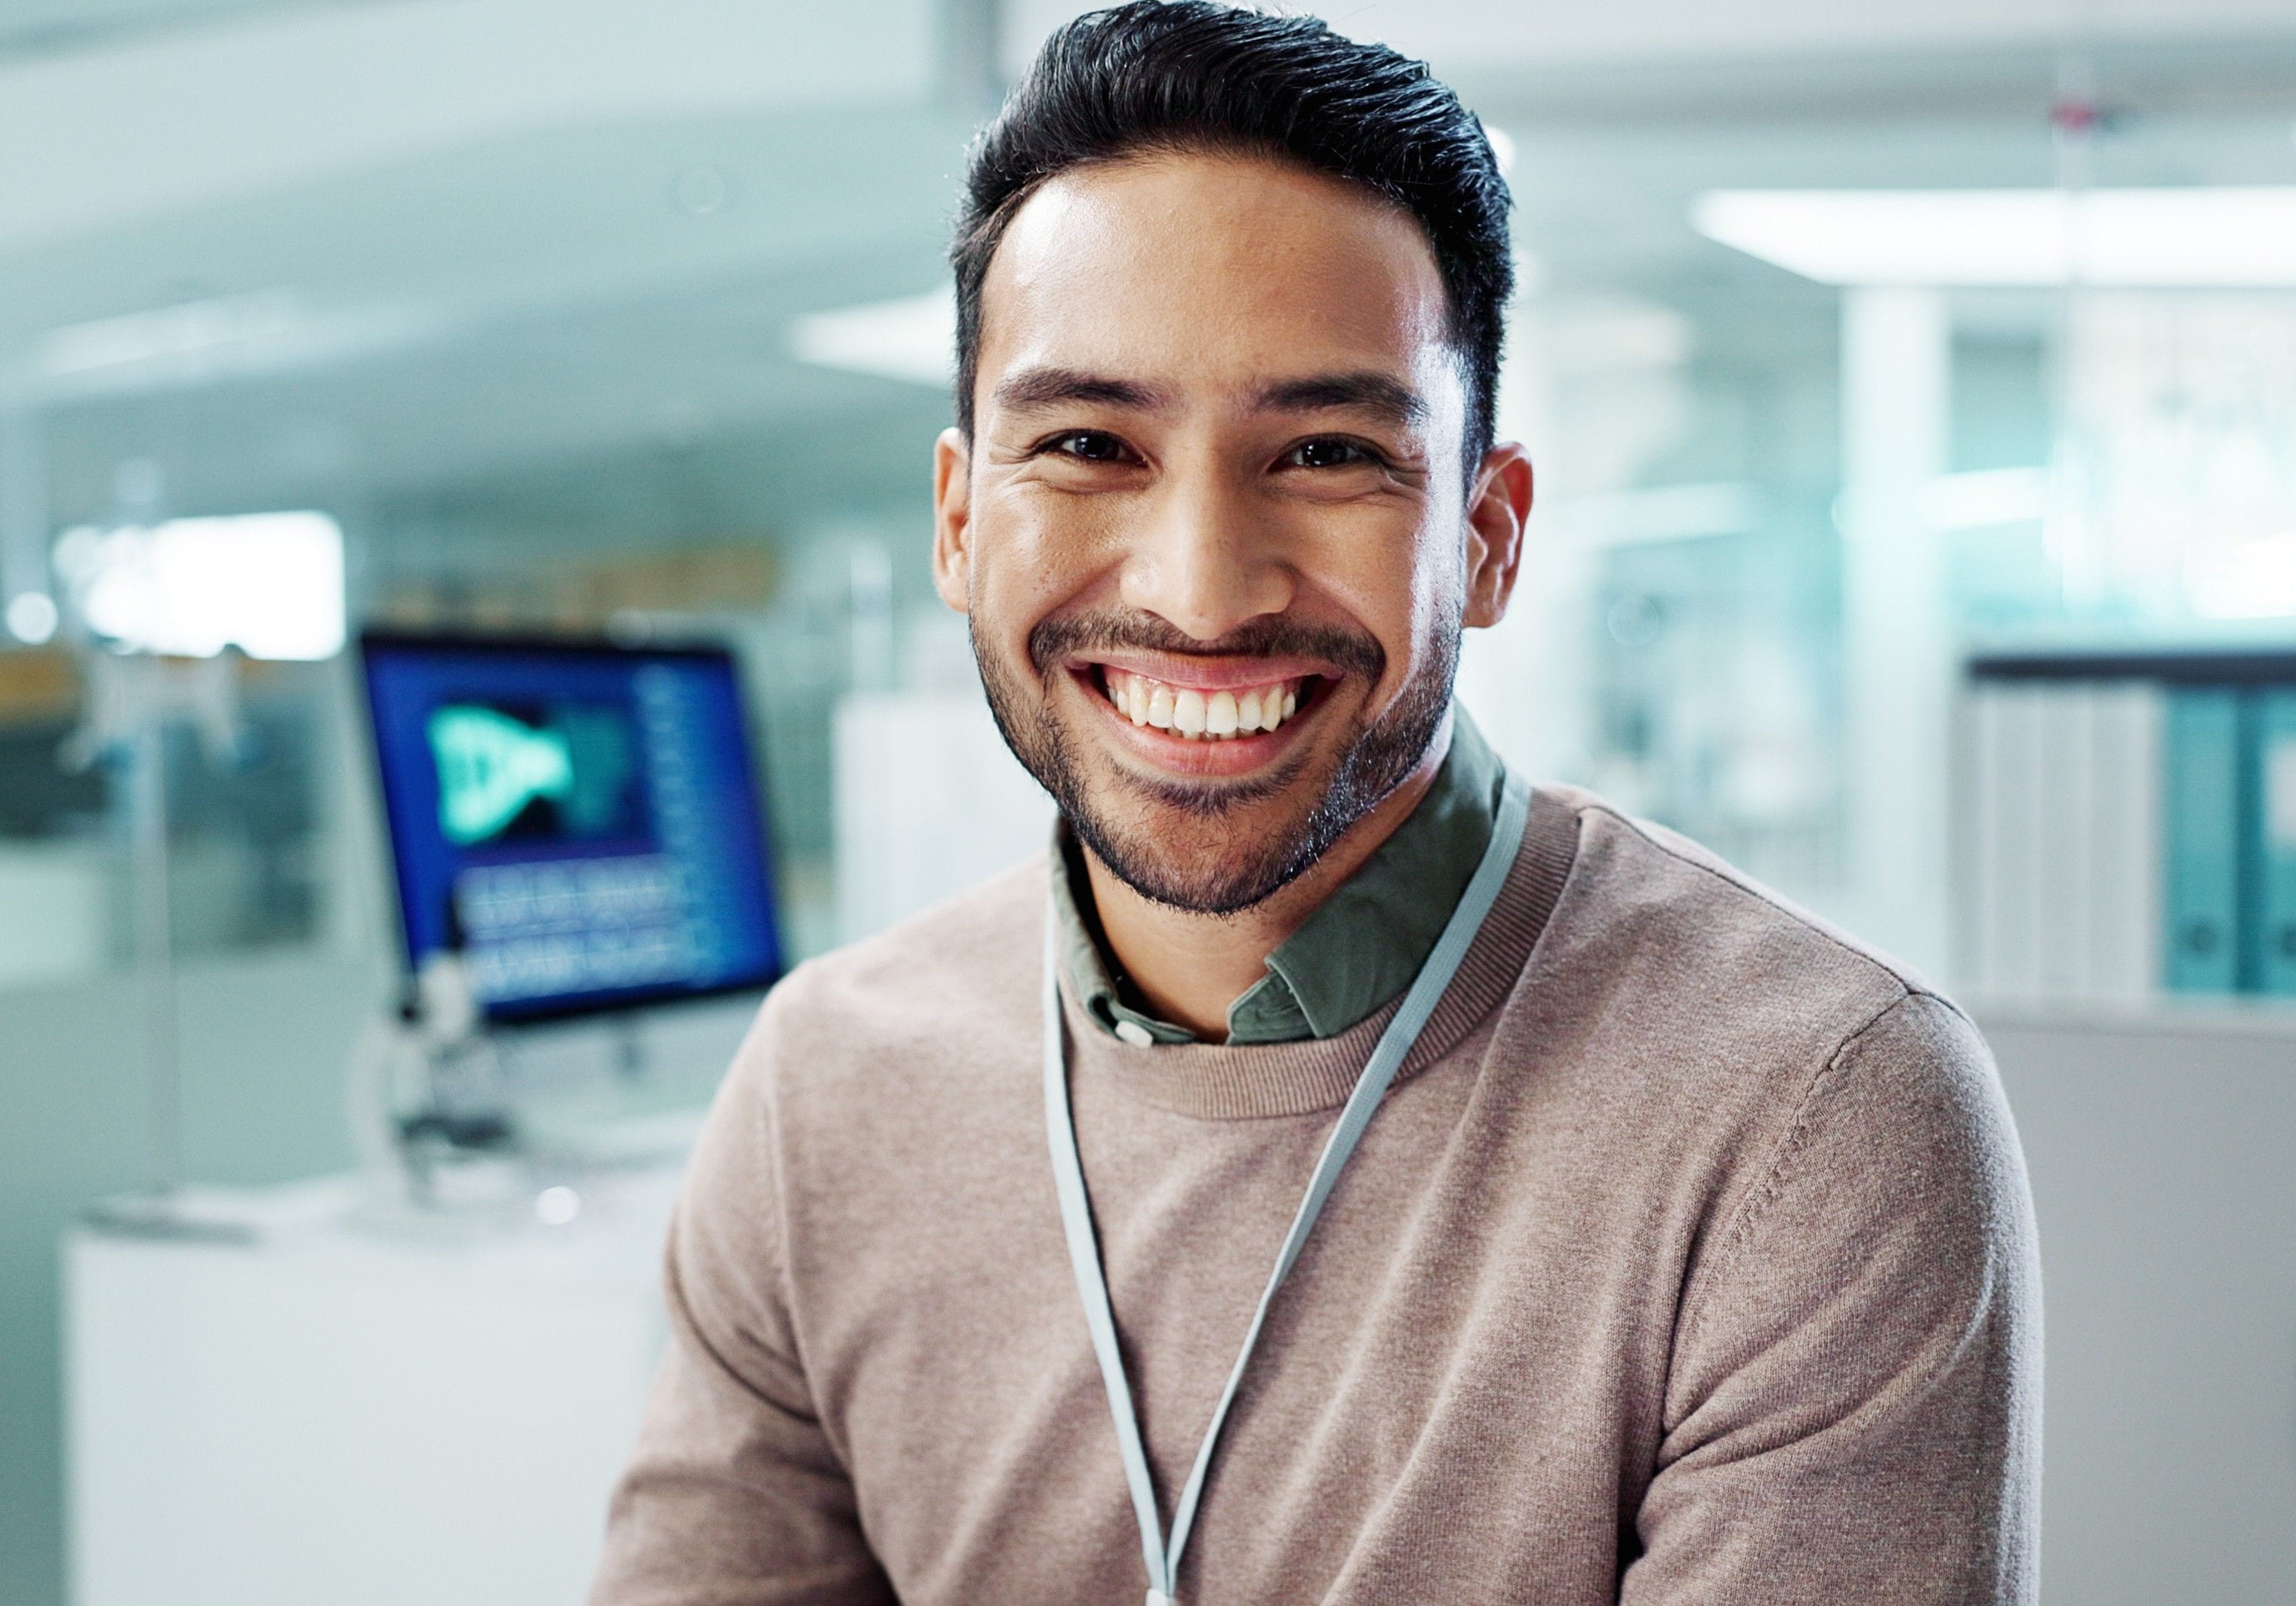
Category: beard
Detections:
[{"x1": 975, "y1": 607, "x2": 1458, "y2": 916}]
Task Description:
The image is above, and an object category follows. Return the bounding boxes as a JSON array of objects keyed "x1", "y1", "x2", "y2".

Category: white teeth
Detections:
[
  {"x1": 1207, "y1": 690, "x2": 1238, "y2": 736},
  {"x1": 1106, "y1": 673, "x2": 1302, "y2": 740},
  {"x1": 1173, "y1": 687, "x2": 1207, "y2": 738}
]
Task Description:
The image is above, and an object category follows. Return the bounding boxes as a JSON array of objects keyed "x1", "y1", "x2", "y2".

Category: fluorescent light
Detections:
[
  {"x1": 53, "y1": 511, "x2": 344, "y2": 660},
  {"x1": 1693, "y1": 188, "x2": 2296, "y2": 287},
  {"x1": 32, "y1": 292, "x2": 448, "y2": 402},
  {"x1": 788, "y1": 289, "x2": 954, "y2": 388},
  {"x1": 39, "y1": 291, "x2": 299, "y2": 378}
]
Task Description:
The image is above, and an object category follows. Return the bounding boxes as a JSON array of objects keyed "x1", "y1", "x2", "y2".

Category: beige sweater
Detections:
[{"x1": 593, "y1": 786, "x2": 2041, "y2": 1605}]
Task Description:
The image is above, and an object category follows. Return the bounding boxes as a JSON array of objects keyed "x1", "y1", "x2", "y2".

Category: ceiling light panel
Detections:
[
  {"x1": 1693, "y1": 187, "x2": 2296, "y2": 287},
  {"x1": 787, "y1": 288, "x2": 953, "y2": 388}
]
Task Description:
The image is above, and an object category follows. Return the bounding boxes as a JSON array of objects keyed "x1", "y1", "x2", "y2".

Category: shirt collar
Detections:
[{"x1": 1049, "y1": 707, "x2": 1505, "y2": 1046}]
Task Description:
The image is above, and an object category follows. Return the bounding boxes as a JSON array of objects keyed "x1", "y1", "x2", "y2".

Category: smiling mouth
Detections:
[{"x1": 1091, "y1": 666, "x2": 1311, "y2": 741}]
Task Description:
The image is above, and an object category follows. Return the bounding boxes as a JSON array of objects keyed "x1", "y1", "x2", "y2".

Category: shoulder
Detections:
[
  {"x1": 1522, "y1": 787, "x2": 2013, "y2": 1213},
  {"x1": 1518, "y1": 797, "x2": 2034, "y2": 1361},
  {"x1": 726, "y1": 853, "x2": 1048, "y2": 1115},
  {"x1": 781, "y1": 852, "x2": 1045, "y2": 1013},
  {"x1": 1535, "y1": 782, "x2": 1948, "y2": 1044},
  {"x1": 1671, "y1": 985, "x2": 2036, "y2": 1398}
]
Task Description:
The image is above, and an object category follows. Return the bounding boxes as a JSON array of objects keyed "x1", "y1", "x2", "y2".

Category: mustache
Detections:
[{"x1": 1026, "y1": 609, "x2": 1385, "y2": 684}]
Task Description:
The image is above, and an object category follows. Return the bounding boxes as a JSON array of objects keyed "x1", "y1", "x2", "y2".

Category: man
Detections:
[{"x1": 593, "y1": 6, "x2": 2040, "y2": 1603}]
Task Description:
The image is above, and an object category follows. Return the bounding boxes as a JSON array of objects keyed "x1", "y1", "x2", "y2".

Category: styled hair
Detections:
[{"x1": 951, "y1": 2, "x2": 1514, "y2": 477}]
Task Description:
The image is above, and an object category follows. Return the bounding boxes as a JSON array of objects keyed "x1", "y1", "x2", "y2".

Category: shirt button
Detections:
[{"x1": 1114, "y1": 1019, "x2": 1155, "y2": 1047}]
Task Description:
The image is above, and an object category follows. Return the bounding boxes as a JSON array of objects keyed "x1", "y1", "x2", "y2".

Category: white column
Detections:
[
  {"x1": 1, "y1": 408, "x2": 54, "y2": 641},
  {"x1": 1839, "y1": 288, "x2": 1953, "y2": 981}
]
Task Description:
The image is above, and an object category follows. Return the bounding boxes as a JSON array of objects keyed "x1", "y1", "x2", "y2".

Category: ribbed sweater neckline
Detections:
[{"x1": 1059, "y1": 787, "x2": 1582, "y2": 1121}]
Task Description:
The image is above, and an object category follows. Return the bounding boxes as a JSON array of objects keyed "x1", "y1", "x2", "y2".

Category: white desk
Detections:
[{"x1": 64, "y1": 1166, "x2": 681, "y2": 1606}]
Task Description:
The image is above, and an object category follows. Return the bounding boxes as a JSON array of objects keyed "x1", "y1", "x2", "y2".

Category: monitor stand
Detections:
[{"x1": 342, "y1": 953, "x2": 527, "y2": 1228}]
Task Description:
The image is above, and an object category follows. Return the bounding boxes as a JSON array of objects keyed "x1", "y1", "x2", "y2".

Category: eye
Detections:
[
  {"x1": 1047, "y1": 430, "x2": 1136, "y2": 464},
  {"x1": 1285, "y1": 437, "x2": 1378, "y2": 470}
]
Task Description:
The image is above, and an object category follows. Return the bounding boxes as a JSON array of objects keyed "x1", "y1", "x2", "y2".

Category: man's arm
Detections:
[
  {"x1": 1624, "y1": 991, "x2": 2042, "y2": 1605},
  {"x1": 590, "y1": 1010, "x2": 895, "y2": 1606}
]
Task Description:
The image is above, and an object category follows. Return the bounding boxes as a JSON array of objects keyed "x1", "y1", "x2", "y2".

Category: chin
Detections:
[{"x1": 1071, "y1": 762, "x2": 1333, "y2": 914}]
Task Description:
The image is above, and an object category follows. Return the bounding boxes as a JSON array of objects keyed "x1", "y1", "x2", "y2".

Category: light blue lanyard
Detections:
[{"x1": 1041, "y1": 770, "x2": 1532, "y2": 1606}]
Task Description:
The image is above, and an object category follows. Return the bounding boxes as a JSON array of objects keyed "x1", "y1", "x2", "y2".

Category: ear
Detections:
[
  {"x1": 1462, "y1": 441, "x2": 1532, "y2": 630},
  {"x1": 932, "y1": 427, "x2": 973, "y2": 613}
]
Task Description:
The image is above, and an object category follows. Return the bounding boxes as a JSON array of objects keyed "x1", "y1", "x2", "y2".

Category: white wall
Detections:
[
  {"x1": 0, "y1": 0, "x2": 934, "y2": 259},
  {"x1": 1012, "y1": 0, "x2": 2296, "y2": 76}
]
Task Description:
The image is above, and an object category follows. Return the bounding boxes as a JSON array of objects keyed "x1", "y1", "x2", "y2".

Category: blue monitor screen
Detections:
[{"x1": 360, "y1": 633, "x2": 782, "y2": 1022}]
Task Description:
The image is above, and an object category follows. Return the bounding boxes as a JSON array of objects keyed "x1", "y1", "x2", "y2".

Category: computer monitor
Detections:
[{"x1": 359, "y1": 631, "x2": 783, "y2": 1024}]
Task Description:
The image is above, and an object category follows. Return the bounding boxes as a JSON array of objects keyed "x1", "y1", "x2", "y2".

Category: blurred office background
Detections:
[{"x1": 6, "y1": 0, "x2": 2296, "y2": 1601}]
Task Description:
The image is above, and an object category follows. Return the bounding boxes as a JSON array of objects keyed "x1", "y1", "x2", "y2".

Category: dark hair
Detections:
[{"x1": 951, "y1": 2, "x2": 1513, "y2": 477}]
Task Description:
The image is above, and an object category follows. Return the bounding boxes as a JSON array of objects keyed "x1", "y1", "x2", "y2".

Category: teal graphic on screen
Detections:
[
  {"x1": 362, "y1": 635, "x2": 781, "y2": 1022},
  {"x1": 427, "y1": 702, "x2": 635, "y2": 846}
]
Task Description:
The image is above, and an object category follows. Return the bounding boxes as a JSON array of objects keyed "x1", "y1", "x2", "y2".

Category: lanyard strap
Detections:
[{"x1": 1042, "y1": 769, "x2": 1533, "y2": 1606}]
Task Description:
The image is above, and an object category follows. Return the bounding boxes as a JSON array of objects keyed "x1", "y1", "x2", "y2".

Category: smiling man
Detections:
[{"x1": 592, "y1": 7, "x2": 2039, "y2": 1605}]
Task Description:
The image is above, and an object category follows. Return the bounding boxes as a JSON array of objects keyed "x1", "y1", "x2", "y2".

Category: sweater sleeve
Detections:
[
  {"x1": 1621, "y1": 991, "x2": 2042, "y2": 1606},
  {"x1": 590, "y1": 1004, "x2": 896, "y2": 1606}
]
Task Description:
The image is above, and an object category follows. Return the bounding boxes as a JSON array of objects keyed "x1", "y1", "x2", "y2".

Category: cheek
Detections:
[
  {"x1": 969, "y1": 486, "x2": 1116, "y2": 660},
  {"x1": 1308, "y1": 519, "x2": 1464, "y2": 690},
  {"x1": 1411, "y1": 533, "x2": 1471, "y2": 640}
]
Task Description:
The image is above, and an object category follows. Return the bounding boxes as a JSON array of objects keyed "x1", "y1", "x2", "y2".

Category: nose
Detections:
[{"x1": 1117, "y1": 464, "x2": 1294, "y2": 642}]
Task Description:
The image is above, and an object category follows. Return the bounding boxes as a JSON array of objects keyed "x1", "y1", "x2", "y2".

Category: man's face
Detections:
[{"x1": 935, "y1": 151, "x2": 1523, "y2": 914}]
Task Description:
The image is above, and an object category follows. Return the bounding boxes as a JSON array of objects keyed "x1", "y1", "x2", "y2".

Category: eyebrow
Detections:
[
  {"x1": 1256, "y1": 371, "x2": 1428, "y2": 429},
  {"x1": 988, "y1": 365, "x2": 1429, "y2": 429},
  {"x1": 992, "y1": 366, "x2": 1168, "y2": 414}
]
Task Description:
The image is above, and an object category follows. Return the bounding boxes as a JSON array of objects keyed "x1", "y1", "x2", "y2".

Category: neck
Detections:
[{"x1": 1080, "y1": 714, "x2": 1452, "y2": 1042}]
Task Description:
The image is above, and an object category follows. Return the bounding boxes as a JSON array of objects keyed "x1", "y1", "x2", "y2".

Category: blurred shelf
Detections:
[{"x1": 1968, "y1": 993, "x2": 2296, "y2": 1041}]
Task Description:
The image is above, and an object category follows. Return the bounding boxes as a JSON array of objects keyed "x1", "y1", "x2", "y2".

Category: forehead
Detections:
[{"x1": 975, "y1": 151, "x2": 1454, "y2": 406}]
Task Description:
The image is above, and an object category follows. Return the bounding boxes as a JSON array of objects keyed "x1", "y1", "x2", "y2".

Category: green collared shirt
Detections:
[{"x1": 1050, "y1": 708, "x2": 1507, "y2": 1045}]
